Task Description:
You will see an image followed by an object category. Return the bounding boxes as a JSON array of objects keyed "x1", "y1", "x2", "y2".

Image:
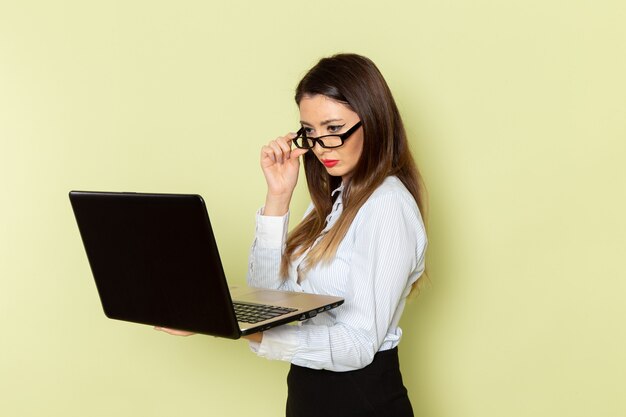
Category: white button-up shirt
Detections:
[{"x1": 247, "y1": 176, "x2": 428, "y2": 372}]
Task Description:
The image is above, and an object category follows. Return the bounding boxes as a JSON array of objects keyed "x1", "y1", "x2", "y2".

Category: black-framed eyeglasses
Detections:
[{"x1": 293, "y1": 121, "x2": 363, "y2": 149}]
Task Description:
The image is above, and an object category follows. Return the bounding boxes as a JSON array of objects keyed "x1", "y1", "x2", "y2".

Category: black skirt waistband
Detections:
[{"x1": 286, "y1": 348, "x2": 413, "y2": 417}]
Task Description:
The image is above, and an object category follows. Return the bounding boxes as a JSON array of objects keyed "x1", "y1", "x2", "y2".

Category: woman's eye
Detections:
[
  {"x1": 327, "y1": 124, "x2": 345, "y2": 133},
  {"x1": 302, "y1": 127, "x2": 314, "y2": 136}
]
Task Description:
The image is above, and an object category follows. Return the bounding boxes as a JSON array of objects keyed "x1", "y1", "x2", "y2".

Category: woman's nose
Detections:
[{"x1": 312, "y1": 141, "x2": 329, "y2": 154}]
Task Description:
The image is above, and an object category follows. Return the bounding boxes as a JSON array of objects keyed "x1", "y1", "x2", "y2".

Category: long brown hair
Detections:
[{"x1": 281, "y1": 53, "x2": 428, "y2": 293}]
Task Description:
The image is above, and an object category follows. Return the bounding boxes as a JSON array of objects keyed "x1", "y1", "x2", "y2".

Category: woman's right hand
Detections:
[
  {"x1": 260, "y1": 133, "x2": 308, "y2": 216},
  {"x1": 154, "y1": 327, "x2": 196, "y2": 337}
]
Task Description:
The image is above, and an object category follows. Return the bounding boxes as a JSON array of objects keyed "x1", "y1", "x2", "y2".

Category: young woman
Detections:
[
  {"x1": 246, "y1": 53, "x2": 428, "y2": 416},
  {"x1": 158, "y1": 53, "x2": 427, "y2": 417}
]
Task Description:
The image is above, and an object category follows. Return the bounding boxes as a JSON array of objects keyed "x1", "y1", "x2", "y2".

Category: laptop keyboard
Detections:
[{"x1": 233, "y1": 302, "x2": 297, "y2": 324}]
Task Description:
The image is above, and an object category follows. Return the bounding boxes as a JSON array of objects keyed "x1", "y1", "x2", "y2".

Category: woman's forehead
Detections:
[{"x1": 298, "y1": 94, "x2": 356, "y2": 123}]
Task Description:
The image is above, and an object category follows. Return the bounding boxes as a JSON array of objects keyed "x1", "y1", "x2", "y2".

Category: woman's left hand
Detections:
[
  {"x1": 154, "y1": 327, "x2": 262, "y2": 342},
  {"x1": 154, "y1": 327, "x2": 196, "y2": 336},
  {"x1": 241, "y1": 333, "x2": 263, "y2": 343}
]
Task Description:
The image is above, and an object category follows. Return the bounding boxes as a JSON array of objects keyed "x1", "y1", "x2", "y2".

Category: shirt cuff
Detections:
[
  {"x1": 255, "y1": 208, "x2": 289, "y2": 249},
  {"x1": 255, "y1": 325, "x2": 300, "y2": 362}
]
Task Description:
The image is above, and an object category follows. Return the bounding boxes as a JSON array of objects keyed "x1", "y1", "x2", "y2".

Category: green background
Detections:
[{"x1": 1, "y1": 1, "x2": 625, "y2": 416}]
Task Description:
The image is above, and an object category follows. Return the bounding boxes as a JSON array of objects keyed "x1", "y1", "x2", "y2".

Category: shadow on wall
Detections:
[{"x1": 397, "y1": 96, "x2": 459, "y2": 416}]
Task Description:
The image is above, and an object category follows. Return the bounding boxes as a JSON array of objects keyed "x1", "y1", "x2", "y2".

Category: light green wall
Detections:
[{"x1": 1, "y1": 1, "x2": 625, "y2": 416}]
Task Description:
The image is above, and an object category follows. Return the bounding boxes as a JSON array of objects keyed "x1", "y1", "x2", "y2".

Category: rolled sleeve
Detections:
[
  {"x1": 247, "y1": 208, "x2": 291, "y2": 290},
  {"x1": 255, "y1": 208, "x2": 289, "y2": 249},
  {"x1": 255, "y1": 325, "x2": 300, "y2": 362}
]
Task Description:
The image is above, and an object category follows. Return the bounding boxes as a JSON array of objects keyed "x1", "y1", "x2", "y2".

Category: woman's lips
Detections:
[{"x1": 322, "y1": 159, "x2": 339, "y2": 168}]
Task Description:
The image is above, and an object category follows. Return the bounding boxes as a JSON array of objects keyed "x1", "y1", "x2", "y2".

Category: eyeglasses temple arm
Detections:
[{"x1": 340, "y1": 121, "x2": 363, "y2": 139}]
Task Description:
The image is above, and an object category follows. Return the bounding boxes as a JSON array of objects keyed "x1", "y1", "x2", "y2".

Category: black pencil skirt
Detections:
[{"x1": 285, "y1": 347, "x2": 414, "y2": 417}]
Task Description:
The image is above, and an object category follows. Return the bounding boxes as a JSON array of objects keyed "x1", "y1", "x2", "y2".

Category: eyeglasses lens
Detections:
[
  {"x1": 320, "y1": 136, "x2": 342, "y2": 148},
  {"x1": 295, "y1": 135, "x2": 342, "y2": 149}
]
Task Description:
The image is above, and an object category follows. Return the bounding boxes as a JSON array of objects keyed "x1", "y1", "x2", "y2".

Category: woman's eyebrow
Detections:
[{"x1": 299, "y1": 118, "x2": 345, "y2": 126}]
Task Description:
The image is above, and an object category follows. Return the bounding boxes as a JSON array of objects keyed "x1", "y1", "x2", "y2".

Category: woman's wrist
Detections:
[{"x1": 263, "y1": 193, "x2": 292, "y2": 216}]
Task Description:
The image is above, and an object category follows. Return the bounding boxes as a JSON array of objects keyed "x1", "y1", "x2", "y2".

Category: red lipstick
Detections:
[{"x1": 322, "y1": 159, "x2": 339, "y2": 168}]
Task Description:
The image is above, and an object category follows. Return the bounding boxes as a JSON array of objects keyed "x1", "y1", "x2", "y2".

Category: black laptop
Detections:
[{"x1": 69, "y1": 191, "x2": 343, "y2": 339}]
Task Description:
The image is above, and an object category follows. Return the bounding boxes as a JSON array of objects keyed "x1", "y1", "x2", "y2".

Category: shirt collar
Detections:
[{"x1": 331, "y1": 183, "x2": 344, "y2": 197}]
